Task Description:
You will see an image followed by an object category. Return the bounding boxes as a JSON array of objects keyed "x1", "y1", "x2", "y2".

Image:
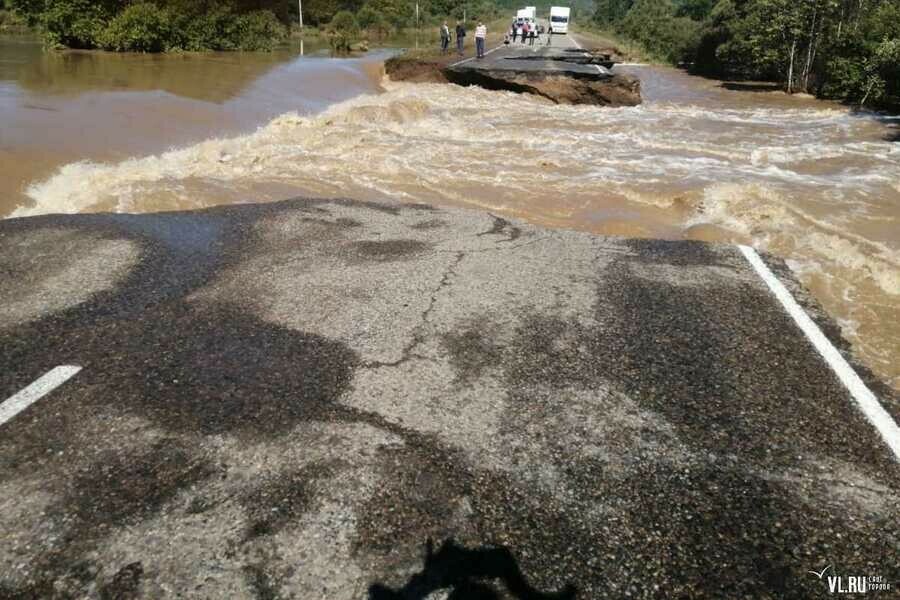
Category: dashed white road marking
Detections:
[
  {"x1": 739, "y1": 245, "x2": 900, "y2": 461},
  {"x1": 0, "y1": 366, "x2": 82, "y2": 427}
]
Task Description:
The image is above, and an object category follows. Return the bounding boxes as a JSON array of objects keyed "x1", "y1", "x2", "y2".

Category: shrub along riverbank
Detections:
[
  {"x1": 8, "y1": 0, "x2": 289, "y2": 51},
  {"x1": 7, "y1": 0, "x2": 543, "y2": 52},
  {"x1": 591, "y1": 0, "x2": 900, "y2": 110}
]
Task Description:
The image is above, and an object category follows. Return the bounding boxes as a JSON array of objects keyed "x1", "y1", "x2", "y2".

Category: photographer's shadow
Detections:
[{"x1": 368, "y1": 538, "x2": 577, "y2": 600}]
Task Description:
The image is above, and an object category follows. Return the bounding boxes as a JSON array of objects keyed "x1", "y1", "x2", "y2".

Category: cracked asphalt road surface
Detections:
[{"x1": 1, "y1": 198, "x2": 898, "y2": 599}]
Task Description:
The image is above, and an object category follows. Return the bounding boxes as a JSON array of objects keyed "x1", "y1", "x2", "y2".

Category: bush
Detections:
[
  {"x1": 40, "y1": 0, "x2": 112, "y2": 49},
  {"x1": 10, "y1": 0, "x2": 287, "y2": 52},
  {"x1": 356, "y1": 4, "x2": 378, "y2": 28},
  {"x1": 327, "y1": 9, "x2": 358, "y2": 52},
  {"x1": 619, "y1": 0, "x2": 701, "y2": 63},
  {"x1": 169, "y1": 6, "x2": 236, "y2": 50},
  {"x1": 356, "y1": 3, "x2": 393, "y2": 39},
  {"x1": 228, "y1": 10, "x2": 287, "y2": 51},
  {"x1": 100, "y1": 3, "x2": 172, "y2": 52},
  {"x1": 0, "y1": 6, "x2": 29, "y2": 32},
  {"x1": 165, "y1": 6, "x2": 285, "y2": 51}
]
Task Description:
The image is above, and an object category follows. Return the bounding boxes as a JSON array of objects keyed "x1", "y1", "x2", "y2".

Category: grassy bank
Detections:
[
  {"x1": 0, "y1": 7, "x2": 29, "y2": 33},
  {"x1": 572, "y1": 24, "x2": 657, "y2": 64}
]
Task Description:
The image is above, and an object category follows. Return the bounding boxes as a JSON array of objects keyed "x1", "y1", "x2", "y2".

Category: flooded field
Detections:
[{"x1": 1, "y1": 34, "x2": 897, "y2": 388}]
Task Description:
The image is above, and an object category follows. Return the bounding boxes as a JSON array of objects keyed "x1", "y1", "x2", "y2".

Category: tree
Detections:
[
  {"x1": 99, "y1": 3, "x2": 171, "y2": 51},
  {"x1": 364, "y1": 0, "x2": 411, "y2": 28},
  {"x1": 327, "y1": 9, "x2": 358, "y2": 51},
  {"x1": 619, "y1": 0, "x2": 701, "y2": 63},
  {"x1": 594, "y1": 0, "x2": 634, "y2": 25}
]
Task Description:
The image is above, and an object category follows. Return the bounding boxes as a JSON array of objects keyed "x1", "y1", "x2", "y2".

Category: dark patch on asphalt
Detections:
[
  {"x1": 595, "y1": 250, "x2": 895, "y2": 471},
  {"x1": 354, "y1": 446, "x2": 472, "y2": 579},
  {"x1": 0, "y1": 301, "x2": 359, "y2": 441},
  {"x1": 368, "y1": 538, "x2": 577, "y2": 599},
  {"x1": 3, "y1": 440, "x2": 214, "y2": 598},
  {"x1": 478, "y1": 215, "x2": 522, "y2": 242},
  {"x1": 243, "y1": 563, "x2": 283, "y2": 600},
  {"x1": 99, "y1": 562, "x2": 143, "y2": 600},
  {"x1": 349, "y1": 239, "x2": 432, "y2": 263},
  {"x1": 300, "y1": 216, "x2": 364, "y2": 229},
  {"x1": 401, "y1": 202, "x2": 439, "y2": 212},
  {"x1": 0, "y1": 209, "x2": 360, "y2": 440},
  {"x1": 410, "y1": 218, "x2": 448, "y2": 230},
  {"x1": 108, "y1": 304, "x2": 357, "y2": 437},
  {"x1": 352, "y1": 434, "x2": 597, "y2": 596},
  {"x1": 624, "y1": 237, "x2": 727, "y2": 267},
  {"x1": 328, "y1": 197, "x2": 404, "y2": 215},
  {"x1": 65, "y1": 439, "x2": 214, "y2": 529},
  {"x1": 185, "y1": 494, "x2": 216, "y2": 515},
  {"x1": 505, "y1": 314, "x2": 594, "y2": 389},
  {"x1": 442, "y1": 317, "x2": 505, "y2": 383},
  {"x1": 241, "y1": 463, "x2": 337, "y2": 540}
]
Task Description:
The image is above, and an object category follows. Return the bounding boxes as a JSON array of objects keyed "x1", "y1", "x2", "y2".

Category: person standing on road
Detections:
[
  {"x1": 511, "y1": 21, "x2": 517, "y2": 43},
  {"x1": 547, "y1": 25, "x2": 552, "y2": 45},
  {"x1": 475, "y1": 21, "x2": 487, "y2": 59},
  {"x1": 455, "y1": 20, "x2": 466, "y2": 56},
  {"x1": 440, "y1": 21, "x2": 451, "y2": 54},
  {"x1": 528, "y1": 26, "x2": 536, "y2": 46},
  {"x1": 520, "y1": 21, "x2": 528, "y2": 44}
]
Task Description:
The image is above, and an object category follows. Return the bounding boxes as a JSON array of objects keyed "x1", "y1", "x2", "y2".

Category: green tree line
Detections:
[
  {"x1": 593, "y1": 0, "x2": 900, "y2": 109},
  {"x1": 315, "y1": 0, "x2": 511, "y2": 52},
  {"x1": 309, "y1": 0, "x2": 509, "y2": 35},
  {"x1": 9, "y1": 0, "x2": 529, "y2": 52},
  {"x1": 9, "y1": 0, "x2": 289, "y2": 51}
]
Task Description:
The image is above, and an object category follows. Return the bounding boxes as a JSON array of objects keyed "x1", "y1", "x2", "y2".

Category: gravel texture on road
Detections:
[{"x1": 0, "y1": 198, "x2": 897, "y2": 599}]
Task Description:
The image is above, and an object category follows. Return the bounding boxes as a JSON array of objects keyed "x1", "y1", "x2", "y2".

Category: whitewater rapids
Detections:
[{"x1": 10, "y1": 67, "x2": 900, "y2": 389}]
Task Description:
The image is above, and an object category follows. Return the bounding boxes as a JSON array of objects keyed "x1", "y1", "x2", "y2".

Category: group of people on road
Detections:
[
  {"x1": 509, "y1": 20, "x2": 538, "y2": 45},
  {"x1": 440, "y1": 20, "x2": 488, "y2": 58},
  {"x1": 440, "y1": 14, "x2": 559, "y2": 58}
]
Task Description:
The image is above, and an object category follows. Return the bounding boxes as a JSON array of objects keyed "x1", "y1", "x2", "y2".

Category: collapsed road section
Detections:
[{"x1": 388, "y1": 33, "x2": 642, "y2": 106}]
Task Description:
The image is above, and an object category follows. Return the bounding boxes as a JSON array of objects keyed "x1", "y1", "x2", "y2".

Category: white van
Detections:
[
  {"x1": 549, "y1": 6, "x2": 570, "y2": 34},
  {"x1": 515, "y1": 8, "x2": 537, "y2": 32}
]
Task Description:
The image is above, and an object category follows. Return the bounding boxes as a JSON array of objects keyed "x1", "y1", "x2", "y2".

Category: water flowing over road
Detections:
[{"x1": 2, "y1": 36, "x2": 897, "y2": 388}]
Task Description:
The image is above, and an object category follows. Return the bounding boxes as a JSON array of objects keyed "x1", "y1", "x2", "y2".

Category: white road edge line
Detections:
[
  {"x1": 0, "y1": 366, "x2": 82, "y2": 427},
  {"x1": 739, "y1": 245, "x2": 900, "y2": 461},
  {"x1": 449, "y1": 44, "x2": 503, "y2": 68}
]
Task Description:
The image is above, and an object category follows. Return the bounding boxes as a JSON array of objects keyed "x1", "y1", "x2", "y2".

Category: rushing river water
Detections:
[{"x1": 1, "y1": 34, "x2": 898, "y2": 389}]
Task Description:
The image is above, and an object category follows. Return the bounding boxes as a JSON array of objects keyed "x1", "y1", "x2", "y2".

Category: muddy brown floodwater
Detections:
[{"x1": 1, "y1": 34, "x2": 898, "y2": 389}]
